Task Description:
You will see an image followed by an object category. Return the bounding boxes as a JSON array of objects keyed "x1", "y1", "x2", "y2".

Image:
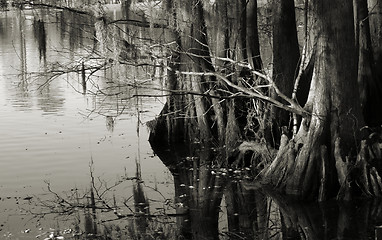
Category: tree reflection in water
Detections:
[
  {"x1": 149, "y1": 115, "x2": 382, "y2": 239},
  {"x1": 7, "y1": 4, "x2": 382, "y2": 240},
  {"x1": 32, "y1": 18, "x2": 47, "y2": 63}
]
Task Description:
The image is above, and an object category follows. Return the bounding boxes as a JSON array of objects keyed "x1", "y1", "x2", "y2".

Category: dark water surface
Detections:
[{"x1": 1, "y1": 4, "x2": 382, "y2": 240}]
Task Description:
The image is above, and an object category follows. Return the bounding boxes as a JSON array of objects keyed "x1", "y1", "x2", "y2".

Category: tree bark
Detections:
[
  {"x1": 263, "y1": 0, "x2": 364, "y2": 200},
  {"x1": 271, "y1": 0, "x2": 300, "y2": 136},
  {"x1": 355, "y1": 0, "x2": 382, "y2": 127},
  {"x1": 368, "y1": 0, "x2": 382, "y2": 80},
  {"x1": 246, "y1": 0, "x2": 263, "y2": 72}
]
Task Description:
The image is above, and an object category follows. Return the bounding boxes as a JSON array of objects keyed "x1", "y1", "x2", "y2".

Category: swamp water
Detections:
[
  {"x1": 0, "y1": 7, "x2": 173, "y2": 239},
  {"x1": 0, "y1": 5, "x2": 382, "y2": 240}
]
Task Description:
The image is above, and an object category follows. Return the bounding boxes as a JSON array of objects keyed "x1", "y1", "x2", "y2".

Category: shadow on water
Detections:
[
  {"x1": 148, "y1": 115, "x2": 382, "y2": 239},
  {"x1": 5, "y1": 4, "x2": 382, "y2": 240}
]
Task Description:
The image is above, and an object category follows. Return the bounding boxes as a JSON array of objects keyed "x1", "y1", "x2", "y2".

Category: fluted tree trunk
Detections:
[{"x1": 264, "y1": 0, "x2": 364, "y2": 200}]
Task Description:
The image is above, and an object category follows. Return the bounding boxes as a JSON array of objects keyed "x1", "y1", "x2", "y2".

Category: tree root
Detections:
[
  {"x1": 260, "y1": 131, "x2": 382, "y2": 201},
  {"x1": 335, "y1": 137, "x2": 382, "y2": 200}
]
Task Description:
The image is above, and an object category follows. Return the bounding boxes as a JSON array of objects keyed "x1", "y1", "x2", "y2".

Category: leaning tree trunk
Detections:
[{"x1": 263, "y1": 0, "x2": 364, "y2": 201}]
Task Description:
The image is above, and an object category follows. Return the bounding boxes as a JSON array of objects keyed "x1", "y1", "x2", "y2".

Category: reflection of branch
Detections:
[
  {"x1": 29, "y1": 3, "x2": 90, "y2": 15},
  {"x1": 101, "y1": 212, "x2": 186, "y2": 223},
  {"x1": 109, "y1": 19, "x2": 167, "y2": 29},
  {"x1": 127, "y1": 91, "x2": 238, "y2": 100},
  {"x1": 30, "y1": 2, "x2": 168, "y2": 29}
]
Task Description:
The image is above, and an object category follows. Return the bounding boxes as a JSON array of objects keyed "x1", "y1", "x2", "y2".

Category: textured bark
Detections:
[
  {"x1": 318, "y1": 145, "x2": 328, "y2": 201},
  {"x1": 271, "y1": 0, "x2": 300, "y2": 134},
  {"x1": 201, "y1": 0, "x2": 264, "y2": 151},
  {"x1": 368, "y1": 0, "x2": 382, "y2": 79},
  {"x1": 334, "y1": 138, "x2": 352, "y2": 201},
  {"x1": 357, "y1": 140, "x2": 372, "y2": 196},
  {"x1": 263, "y1": 0, "x2": 364, "y2": 200},
  {"x1": 155, "y1": 0, "x2": 382, "y2": 205},
  {"x1": 355, "y1": 0, "x2": 382, "y2": 126},
  {"x1": 246, "y1": 0, "x2": 263, "y2": 71},
  {"x1": 150, "y1": 1, "x2": 244, "y2": 238}
]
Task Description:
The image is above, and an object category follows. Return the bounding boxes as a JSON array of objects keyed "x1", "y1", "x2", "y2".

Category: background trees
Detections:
[
  {"x1": 149, "y1": 0, "x2": 382, "y2": 203},
  {"x1": 13, "y1": 0, "x2": 382, "y2": 229},
  {"x1": 8, "y1": 0, "x2": 382, "y2": 238}
]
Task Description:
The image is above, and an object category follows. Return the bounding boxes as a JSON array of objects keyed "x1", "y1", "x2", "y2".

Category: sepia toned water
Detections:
[
  {"x1": 0, "y1": 7, "x2": 174, "y2": 238},
  {"x1": 3, "y1": 4, "x2": 382, "y2": 240}
]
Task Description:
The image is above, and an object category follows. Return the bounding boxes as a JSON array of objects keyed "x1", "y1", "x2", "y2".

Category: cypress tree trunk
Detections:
[
  {"x1": 247, "y1": 0, "x2": 263, "y2": 72},
  {"x1": 368, "y1": 0, "x2": 382, "y2": 80},
  {"x1": 271, "y1": 0, "x2": 300, "y2": 137},
  {"x1": 356, "y1": 0, "x2": 382, "y2": 126},
  {"x1": 264, "y1": 0, "x2": 363, "y2": 200}
]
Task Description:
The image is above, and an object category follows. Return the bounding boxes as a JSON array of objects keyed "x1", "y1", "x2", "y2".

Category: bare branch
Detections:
[{"x1": 171, "y1": 69, "x2": 309, "y2": 118}]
